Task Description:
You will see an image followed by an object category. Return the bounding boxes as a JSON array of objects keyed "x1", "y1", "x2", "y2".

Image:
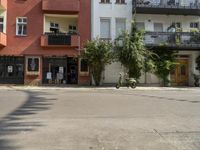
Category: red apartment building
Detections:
[{"x1": 0, "y1": 0, "x2": 91, "y2": 85}]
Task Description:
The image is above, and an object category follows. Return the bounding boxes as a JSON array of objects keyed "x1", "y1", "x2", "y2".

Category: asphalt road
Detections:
[{"x1": 0, "y1": 87, "x2": 200, "y2": 150}]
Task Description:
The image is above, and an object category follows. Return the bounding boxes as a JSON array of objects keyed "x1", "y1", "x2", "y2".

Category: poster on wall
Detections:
[
  {"x1": 8, "y1": 66, "x2": 13, "y2": 73},
  {"x1": 46, "y1": 72, "x2": 52, "y2": 80},
  {"x1": 27, "y1": 57, "x2": 39, "y2": 72},
  {"x1": 59, "y1": 67, "x2": 64, "y2": 74}
]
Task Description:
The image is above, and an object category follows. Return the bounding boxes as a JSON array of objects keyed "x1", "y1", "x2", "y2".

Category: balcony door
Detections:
[{"x1": 170, "y1": 59, "x2": 189, "y2": 86}]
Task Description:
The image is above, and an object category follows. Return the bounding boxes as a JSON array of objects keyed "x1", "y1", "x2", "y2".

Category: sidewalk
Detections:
[{"x1": 0, "y1": 85, "x2": 199, "y2": 91}]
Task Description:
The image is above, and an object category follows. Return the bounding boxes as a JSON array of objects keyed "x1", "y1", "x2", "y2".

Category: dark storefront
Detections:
[
  {"x1": 42, "y1": 57, "x2": 78, "y2": 84},
  {"x1": 0, "y1": 56, "x2": 24, "y2": 84}
]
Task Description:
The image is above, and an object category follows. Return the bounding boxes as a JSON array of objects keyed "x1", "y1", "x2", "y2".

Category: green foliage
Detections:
[
  {"x1": 152, "y1": 50, "x2": 177, "y2": 86},
  {"x1": 196, "y1": 55, "x2": 200, "y2": 73},
  {"x1": 115, "y1": 22, "x2": 154, "y2": 80},
  {"x1": 81, "y1": 38, "x2": 114, "y2": 86},
  {"x1": 193, "y1": 55, "x2": 200, "y2": 87}
]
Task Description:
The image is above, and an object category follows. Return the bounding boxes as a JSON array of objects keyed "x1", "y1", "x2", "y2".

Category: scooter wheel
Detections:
[
  {"x1": 116, "y1": 84, "x2": 120, "y2": 89},
  {"x1": 131, "y1": 83, "x2": 136, "y2": 89}
]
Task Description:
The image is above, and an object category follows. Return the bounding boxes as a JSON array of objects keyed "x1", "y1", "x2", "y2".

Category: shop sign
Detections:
[
  {"x1": 59, "y1": 67, "x2": 64, "y2": 73},
  {"x1": 57, "y1": 72, "x2": 63, "y2": 80},
  {"x1": 46, "y1": 72, "x2": 52, "y2": 80},
  {"x1": 8, "y1": 66, "x2": 13, "y2": 73}
]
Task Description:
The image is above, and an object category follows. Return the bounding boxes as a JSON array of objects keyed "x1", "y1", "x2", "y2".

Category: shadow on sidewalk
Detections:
[{"x1": 0, "y1": 91, "x2": 57, "y2": 150}]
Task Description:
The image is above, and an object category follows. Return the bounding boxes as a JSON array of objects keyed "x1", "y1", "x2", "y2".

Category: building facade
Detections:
[
  {"x1": 92, "y1": 0, "x2": 200, "y2": 86},
  {"x1": 134, "y1": 0, "x2": 200, "y2": 86},
  {"x1": 91, "y1": 0, "x2": 133, "y2": 84},
  {"x1": 0, "y1": 0, "x2": 91, "y2": 85}
]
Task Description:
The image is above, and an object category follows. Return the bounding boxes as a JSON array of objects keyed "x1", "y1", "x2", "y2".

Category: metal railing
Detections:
[
  {"x1": 144, "y1": 32, "x2": 200, "y2": 48},
  {"x1": 45, "y1": 33, "x2": 71, "y2": 45},
  {"x1": 134, "y1": 0, "x2": 200, "y2": 9}
]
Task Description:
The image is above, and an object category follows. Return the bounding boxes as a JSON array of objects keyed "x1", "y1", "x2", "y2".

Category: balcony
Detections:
[
  {"x1": 42, "y1": 0, "x2": 80, "y2": 13},
  {"x1": 0, "y1": 32, "x2": 6, "y2": 47},
  {"x1": 133, "y1": 0, "x2": 200, "y2": 16},
  {"x1": 41, "y1": 33, "x2": 79, "y2": 48},
  {"x1": 144, "y1": 32, "x2": 200, "y2": 50},
  {"x1": 0, "y1": 0, "x2": 7, "y2": 10}
]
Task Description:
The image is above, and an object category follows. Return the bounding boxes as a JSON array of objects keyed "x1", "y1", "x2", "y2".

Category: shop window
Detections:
[
  {"x1": 26, "y1": 57, "x2": 40, "y2": 75},
  {"x1": 16, "y1": 17, "x2": 27, "y2": 36}
]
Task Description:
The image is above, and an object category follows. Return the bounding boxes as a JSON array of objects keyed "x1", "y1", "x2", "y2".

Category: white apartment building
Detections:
[
  {"x1": 91, "y1": 0, "x2": 200, "y2": 86},
  {"x1": 91, "y1": 0, "x2": 133, "y2": 84},
  {"x1": 135, "y1": 0, "x2": 200, "y2": 86}
]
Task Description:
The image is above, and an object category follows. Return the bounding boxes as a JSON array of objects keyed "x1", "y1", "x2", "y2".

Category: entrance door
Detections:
[
  {"x1": 170, "y1": 59, "x2": 189, "y2": 86},
  {"x1": 67, "y1": 58, "x2": 78, "y2": 84},
  {"x1": 43, "y1": 57, "x2": 67, "y2": 84},
  {"x1": 0, "y1": 56, "x2": 24, "y2": 84}
]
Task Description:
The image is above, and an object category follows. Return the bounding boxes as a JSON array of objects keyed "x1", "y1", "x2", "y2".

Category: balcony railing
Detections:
[
  {"x1": 144, "y1": 32, "x2": 200, "y2": 50},
  {"x1": 41, "y1": 33, "x2": 79, "y2": 47},
  {"x1": 0, "y1": 32, "x2": 7, "y2": 47},
  {"x1": 133, "y1": 0, "x2": 200, "y2": 15},
  {"x1": 42, "y1": 0, "x2": 80, "y2": 13}
]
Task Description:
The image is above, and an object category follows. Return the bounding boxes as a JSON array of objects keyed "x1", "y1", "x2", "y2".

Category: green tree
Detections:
[
  {"x1": 193, "y1": 55, "x2": 200, "y2": 87},
  {"x1": 152, "y1": 50, "x2": 177, "y2": 86},
  {"x1": 196, "y1": 55, "x2": 200, "y2": 73},
  {"x1": 115, "y1": 22, "x2": 154, "y2": 80},
  {"x1": 81, "y1": 38, "x2": 114, "y2": 86}
]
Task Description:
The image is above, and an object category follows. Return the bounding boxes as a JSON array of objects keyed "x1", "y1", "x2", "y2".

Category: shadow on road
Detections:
[{"x1": 0, "y1": 90, "x2": 57, "y2": 150}]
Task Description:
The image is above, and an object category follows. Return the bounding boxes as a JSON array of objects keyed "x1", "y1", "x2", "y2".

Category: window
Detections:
[
  {"x1": 190, "y1": 22, "x2": 199, "y2": 28},
  {"x1": 26, "y1": 57, "x2": 40, "y2": 75},
  {"x1": 100, "y1": 18, "x2": 111, "y2": 39},
  {"x1": 27, "y1": 57, "x2": 39, "y2": 72},
  {"x1": 116, "y1": 0, "x2": 126, "y2": 4},
  {"x1": 172, "y1": 22, "x2": 182, "y2": 28},
  {"x1": 50, "y1": 22, "x2": 59, "y2": 33},
  {"x1": 116, "y1": 18, "x2": 126, "y2": 37},
  {"x1": 16, "y1": 17, "x2": 27, "y2": 36},
  {"x1": 154, "y1": 23, "x2": 163, "y2": 32},
  {"x1": 136, "y1": 22, "x2": 145, "y2": 30},
  {"x1": 80, "y1": 59, "x2": 89, "y2": 72},
  {"x1": 0, "y1": 17, "x2": 4, "y2": 32},
  {"x1": 100, "y1": 0, "x2": 110, "y2": 3},
  {"x1": 68, "y1": 25, "x2": 77, "y2": 34}
]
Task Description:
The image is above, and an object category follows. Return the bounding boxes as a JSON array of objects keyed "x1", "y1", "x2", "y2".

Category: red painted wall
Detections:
[{"x1": 0, "y1": 0, "x2": 91, "y2": 85}]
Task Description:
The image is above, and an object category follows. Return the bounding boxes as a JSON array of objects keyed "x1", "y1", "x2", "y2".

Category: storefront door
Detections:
[
  {"x1": 170, "y1": 59, "x2": 189, "y2": 86},
  {"x1": 42, "y1": 57, "x2": 78, "y2": 84}
]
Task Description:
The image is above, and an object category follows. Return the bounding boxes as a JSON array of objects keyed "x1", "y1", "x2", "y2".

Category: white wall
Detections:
[
  {"x1": 91, "y1": 0, "x2": 133, "y2": 84},
  {"x1": 92, "y1": 0, "x2": 132, "y2": 40}
]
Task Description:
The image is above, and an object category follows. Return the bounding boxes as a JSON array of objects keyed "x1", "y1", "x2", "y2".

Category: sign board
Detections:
[
  {"x1": 27, "y1": 57, "x2": 39, "y2": 72},
  {"x1": 57, "y1": 72, "x2": 63, "y2": 80},
  {"x1": 8, "y1": 66, "x2": 13, "y2": 73},
  {"x1": 59, "y1": 67, "x2": 64, "y2": 73},
  {"x1": 46, "y1": 72, "x2": 52, "y2": 80}
]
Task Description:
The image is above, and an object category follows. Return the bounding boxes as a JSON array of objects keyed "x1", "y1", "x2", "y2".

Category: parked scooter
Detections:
[{"x1": 116, "y1": 73, "x2": 137, "y2": 89}]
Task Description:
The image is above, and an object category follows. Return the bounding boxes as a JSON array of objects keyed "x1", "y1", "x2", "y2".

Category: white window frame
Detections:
[
  {"x1": 100, "y1": 18, "x2": 111, "y2": 39},
  {"x1": 16, "y1": 17, "x2": 27, "y2": 36}
]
